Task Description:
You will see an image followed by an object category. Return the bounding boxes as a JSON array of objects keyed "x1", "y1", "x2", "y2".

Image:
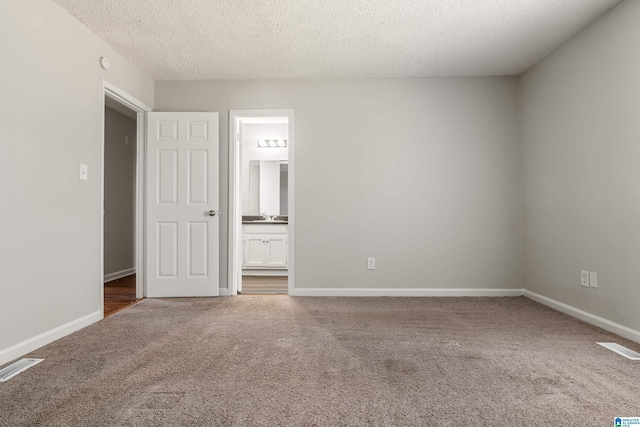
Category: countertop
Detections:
[
  {"x1": 242, "y1": 215, "x2": 288, "y2": 224},
  {"x1": 242, "y1": 220, "x2": 288, "y2": 224}
]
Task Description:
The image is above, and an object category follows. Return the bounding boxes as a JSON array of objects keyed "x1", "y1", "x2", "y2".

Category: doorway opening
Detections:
[
  {"x1": 103, "y1": 98, "x2": 139, "y2": 314},
  {"x1": 228, "y1": 110, "x2": 295, "y2": 296},
  {"x1": 101, "y1": 82, "x2": 150, "y2": 316}
]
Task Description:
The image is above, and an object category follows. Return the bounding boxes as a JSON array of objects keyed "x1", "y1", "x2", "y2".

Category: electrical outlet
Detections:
[
  {"x1": 581, "y1": 270, "x2": 590, "y2": 287},
  {"x1": 589, "y1": 272, "x2": 598, "y2": 288},
  {"x1": 367, "y1": 257, "x2": 375, "y2": 270}
]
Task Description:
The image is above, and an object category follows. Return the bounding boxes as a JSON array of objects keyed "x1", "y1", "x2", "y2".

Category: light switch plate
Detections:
[
  {"x1": 79, "y1": 164, "x2": 88, "y2": 181},
  {"x1": 589, "y1": 272, "x2": 598, "y2": 288}
]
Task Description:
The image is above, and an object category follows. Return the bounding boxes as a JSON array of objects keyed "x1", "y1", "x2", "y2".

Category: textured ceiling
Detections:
[{"x1": 52, "y1": 0, "x2": 621, "y2": 80}]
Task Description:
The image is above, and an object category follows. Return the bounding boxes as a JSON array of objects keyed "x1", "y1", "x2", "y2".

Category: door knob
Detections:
[{"x1": 208, "y1": 210, "x2": 216, "y2": 217}]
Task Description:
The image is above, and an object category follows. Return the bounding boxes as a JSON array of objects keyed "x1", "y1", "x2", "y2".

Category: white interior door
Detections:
[{"x1": 146, "y1": 112, "x2": 219, "y2": 297}]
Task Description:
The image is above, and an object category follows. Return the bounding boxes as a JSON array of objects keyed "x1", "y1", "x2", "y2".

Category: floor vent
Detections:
[
  {"x1": 597, "y1": 342, "x2": 640, "y2": 360},
  {"x1": 0, "y1": 358, "x2": 44, "y2": 382}
]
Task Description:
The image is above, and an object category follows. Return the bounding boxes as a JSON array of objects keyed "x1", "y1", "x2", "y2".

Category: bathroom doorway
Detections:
[{"x1": 228, "y1": 110, "x2": 295, "y2": 296}]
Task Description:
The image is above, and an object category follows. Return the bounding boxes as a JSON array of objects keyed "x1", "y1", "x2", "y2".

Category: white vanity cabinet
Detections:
[{"x1": 242, "y1": 224, "x2": 287, "y2": 270}]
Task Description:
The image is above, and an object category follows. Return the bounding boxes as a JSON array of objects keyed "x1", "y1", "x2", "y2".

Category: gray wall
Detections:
[
  {"x1": 104, "y1": 107, "x2": 136, "y2": 277},
  {"x1": 155, "y1": 78, "x2": 523, "y2": 292},
  {"x1": 521, "y1": 0, "x2": 640, "y2": 330},
  {"x1": 0, "y1": 0, "x2": 153, "y2": 354}
]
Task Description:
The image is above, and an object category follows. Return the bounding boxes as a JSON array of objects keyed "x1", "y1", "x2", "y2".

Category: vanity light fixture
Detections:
[{"x1": 258, "y1": 139, "x2": 287, "y2": 148}]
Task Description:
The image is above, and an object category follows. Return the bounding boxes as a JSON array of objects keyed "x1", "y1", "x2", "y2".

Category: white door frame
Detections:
[
  {"x1": 100, "y1": 80, "x2": 151, "y2": 317},
  {"x1": 228, "y1": 109, "x2": 295, "y2": 296}
]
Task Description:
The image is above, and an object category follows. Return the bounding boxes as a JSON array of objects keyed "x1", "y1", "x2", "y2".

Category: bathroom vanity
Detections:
[{"x1": 242, "y1": 218, "x2": 288, "y2": 275}]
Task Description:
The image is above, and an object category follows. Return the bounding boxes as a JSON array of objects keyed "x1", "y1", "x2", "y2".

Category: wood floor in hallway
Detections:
[
  {"x1": 241, "y1": 276, "x2": 288, "y2": 295},
  {"x1": 104, "y1": 274, "x2": 142, "y2": 316}
]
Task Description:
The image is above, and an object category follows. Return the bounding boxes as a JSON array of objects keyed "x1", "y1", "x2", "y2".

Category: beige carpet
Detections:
[{"x1": 1, "y1": 296, "x2": 639, "y2": 426}]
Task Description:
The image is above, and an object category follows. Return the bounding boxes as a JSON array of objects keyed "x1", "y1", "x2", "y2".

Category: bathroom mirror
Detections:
[{"x1": 246, "y1": 160, "x2": 288, "y2": 215}]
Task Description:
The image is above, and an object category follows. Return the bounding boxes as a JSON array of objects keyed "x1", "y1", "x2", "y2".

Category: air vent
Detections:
[
  {"x1": 597, "y1": 342, "x2": 640, "y2": 360},
  {"x1": 0, "y1": 358, "x2": 44, "y2": 382}
]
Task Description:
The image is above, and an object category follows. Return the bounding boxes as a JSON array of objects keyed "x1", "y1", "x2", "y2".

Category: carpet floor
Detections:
[{"x1": 1, "y1": 296, "x2": 639, "y2": 426}]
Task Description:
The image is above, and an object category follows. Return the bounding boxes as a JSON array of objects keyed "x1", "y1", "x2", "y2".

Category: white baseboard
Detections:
[
  {"x1": 293, "y1": 288, "x2": 525, "y2": 297},
  {"x1": 0, "y1": 310, "x2": 102, "y2": 367},
  {"x1": 523, "y1": 290, "x2": 640, "y2": 344},
  {"x1": 104, "y1": 267, "x2": 136, "y2": 283}
]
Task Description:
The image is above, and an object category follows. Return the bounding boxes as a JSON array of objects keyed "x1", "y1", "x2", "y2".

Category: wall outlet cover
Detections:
[
  {"x1": 589, "y1": 272, "x2": 598, "y2": 288},
  {"x1": 581, "y1": 270, "x2": 590, "y2": 287},
  {"x1": 367, "y1": 257, "x2": 375, "y2": 270}
]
